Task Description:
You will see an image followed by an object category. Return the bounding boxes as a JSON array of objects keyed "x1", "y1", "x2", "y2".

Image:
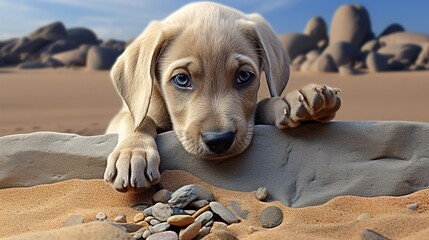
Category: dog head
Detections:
[{"x1": 111, "y1": 2, "x2": 289, "y2": 159}]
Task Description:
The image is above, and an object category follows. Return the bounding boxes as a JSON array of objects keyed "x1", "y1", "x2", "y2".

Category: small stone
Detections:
[
  {"x1": 168, "y1": 185, "x2": 199, "y2": 208},
  {"x1": 192, "y1": 205, "x2": 211, "y2": 218},
  {"x1": 179, "y1": 221, "x2": 202, "y2": 240},
  {"x1": 149, "y1": 222, "x2": 170, "y2": 233},
  {"x1": 152, "y1": 189, "x2": 173, "y2": 203},
  {"x1": 150, "y1": 219, "x2": 161, "y2": 225},
  {"x1": 144, "y1": 206, "x2": 153, "y2": 216},
  {"x1": 357, "y1": 213, "x2": 372, "y2": 221},
  {"x1": 195, "y1": 226, "x2": 211, "y2": 240},
  {"x1": 259, "y1": 206, "x2": 283, "y2": 228},
  {"x1": 114, "y1": 213, "x2": 127, "y2": 223},
  {"x1": 152, "y1": 203, "x2": 173, "y2": 221},
  {"x1": 194, "y1": 184, "x2": 215, "y2": 201},
  {"x1": 111, "y1": 223, "x2": 143, "y2": 233},
  {"x1": 147, "y1": 230, "x2": 178, "y2": 240},
  {"x1": 96, "y1": 212, "x2": 107, "y2": 221},
  {"x1": 133, "y1": 231, "x2": 143, "y2": 239},
  {"x1": 167, "y1": 215, "x2": 195, "y2": 227},
  {"x1": 210, "y1": 229, "x2": 238, "y2": 240},
  {"x1": 134, "y1": 212, "x2": 145, "y2": 223},
  {"x1": 228, "y1": 201, "x2": 249, "y2": 220},
  {"x1": 185, "y1": 210, "x2": 196, "y2": 215},
  {"x1": 195, "y1": 211, "x2": 213, "y2": 225},
  {"x1": 136, "y1": 221, "x2": 149, "y2": 227},
  {"x1": 187, "y1": 199, "x2": 209, "y2": 209},
  {"x1": 205, "y1": 219, "x2": 214, "y2": 227},
  {"x1": 144, "y1": 216, "x2": 154, "y2": 222},
  {"x1": 212, "y1": 221, "x2": 228, "y2": 231},
  {"x1": 361, "y1": 229, "x2": 390, "y2": 240},
  {"x1": 131, "y1": 203, "x2": 152, "y2": 211},
  {"x1": 406, "y1": 203, "x2": 418, "y2": 210},
  {"x1": 255, "y1": 187, "x2": 268, "y2": 201},
  {"x1": 172, "y1": 207, "x2": 187, "y2": 215},
  {"x1": 64, "y1": 215, "x2": 84, "y2": 227},
  {"x1": 143, "y1": 229, "x2": 151, "y2": 239},
  {"x1": 209, "y1": 202, "x2": 239, "y2": 224}
]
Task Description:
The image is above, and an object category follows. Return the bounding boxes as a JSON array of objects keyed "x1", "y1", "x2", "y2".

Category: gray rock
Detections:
[
  {"x1": 149, "y1": 222, "x2": 170, "y2": 233},
  {"x1": 323, "y1": 41, "x2": 361, "y2": 67},
  {"x1": 408, "y1": 64, "x2": 426, "y2": 71},
  {"x1": 187, "y1": 199, "x2": 209, "y2": 209},
  {"x1": 9, "y1": 37, "x2": 50, "y2": 56},
  {"x1": 100, "y1": 39, "x2": 126, "y2": 51},
  {"x1": 52, "y1": 45, "x2": 90, "y2": 66},
  {"x1": 38, "y1": 39, "x2": 78, "y2": 57},
  {"x1": 292, "y1": 54, "x2": 306, "y2": 66},
  {"x1": 228, "y1": 201, "x2": 249, "y2": 220},
  {"x1": 379, "y1": 32, "x2": 429, "y2": 47},
  {"x1": 96, "y1": 212, "x2": 107, "y2": 221},
  {"x1": 377, "y1": 43, "x2": 421, "y2": 63},
  {"x1": 259, "y1": 206, "x2": 283, "y2": 228},
  {"x1": 143, "y1": 229, "x2": 152, "y2": 239},
  {"x1": 379, "y1": 23, "x2": 405, "y2": 38},
  {"x1": 132, "y1": 232, "x2": 143, "y2": 239},
  {"x1": 361, "y1": 229, "x2": 390, "y2": 240},
  {"x1": 112, "y1": 222, "x2": 143, "y2": 233},
  {"x1": 64, "y1": 215, "x2": 84, "y2": 227},
  {"x1": 338, "y1": 66, "x2": 359, "y2": 75},
  {"x1": 303, "y1": 16, "x2": 328, "y2": 44},
  {"x1": 18, "y1": 61, "x2": 47, "y2": 69},
  {"x1": 0, "y1": 58, "x2": 5, "y2": 67},
  {"x1": 87, "y1": 46, "x2": 122, "y2": 70},
  {"x1": 195, "y1": 211, "x2": 213, "y2": 225},
  {"x1": 131, "y1": 203, "x2": 152, "y2": 211},
  {"x1": 41, "y1": 57, "x2": 64, "y2": 68},
  {"x1": 194, "y1": 184, "x2": 215, "y2": 201},
  {"x1": 415, "y1": 44, "x2": 429, "y2": 65},
  {"x1": 67, "y1": 27, "x2": 98, "y2": 45},
  {"x1": 172, "y1": 207, "x2": 187, "y2": 215},
  {"x1": 168, "y1": 184, "x2": 198, "y2": 208},
  {"x1": 255, "y1": 187, "x2": 268, "y2": 201},
  {"x1": 278, "y1": 33, "x2": 318, "y2": 61},
  {"x1": 113, "y1": 213, "x2": 127, "y2": 223},
  {"x1": 196, "y1": 226, "x2": 211, "y2": 240},
  {"x1": 330, "y1": 4, "x2": 372, "y2": 47},
  {"x1": 153, "y1": 189, "x2": 172, "y2": 203},
  {"x1": 366, "y1": 52, "x2": 389, "y2": 72},
  {"x1": 28, "y1": 21, "x2": 67, "y2": 41},
  {"x1": 209, "y1": 202, "x2": 238, "y2": 224},
  {"x1": 144, "y1": 206, "x2": 153, "y2": 216},
  {"x1": 387, "y1": 59, "x2": 407, "y2": 71},
  {"x1": 152, "y1": 203, "x2": 173, "y2": 221},
  {"x1": 310, "y1": 54, "x2": 337, "y2": 73},
  {"x1": 361, "y1": 39, "x2": 381, "y2": 53},
  {"x1": 2, "y1": 123, "x2": 429, "y2": 208},
  {"x1": 406, "y1": 203, "x2": 418, "y2": 211},
  {"x1": 305, "y1": 49, "x2": 321, "y2": 62},
  {"x1": 150, "y1": 219, "x2": 161, "y2": 225},
  {"x1": 147, "y1": 230, "x2": 178, "y2": 240}
]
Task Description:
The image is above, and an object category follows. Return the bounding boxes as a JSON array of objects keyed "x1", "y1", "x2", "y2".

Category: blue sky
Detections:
[{"x1": 0, "y1": 0, "x2": 428, "y2": 41}]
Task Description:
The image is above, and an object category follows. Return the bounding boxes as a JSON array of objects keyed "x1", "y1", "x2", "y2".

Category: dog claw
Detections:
[
  {"x1": 298, "y1": 94, "x2": 304, "y2": 102},
  {"x1": 315, "y1": 86, "x2": 323, "y2": 93},
  {"x1": 333, "y1": 88, "x2": 341, "y2": 94},
  {"x1": 283, "y1": 107, "x2": 288, "y2": 116}
]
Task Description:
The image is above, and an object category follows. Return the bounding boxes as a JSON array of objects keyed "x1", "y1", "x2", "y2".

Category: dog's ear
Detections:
[
  {"x1": 111, "y1": 21, "x2": 170, "y2": 130},
  {"x1": 241, "y1": 14, "x2": 290, "y2": 97}
]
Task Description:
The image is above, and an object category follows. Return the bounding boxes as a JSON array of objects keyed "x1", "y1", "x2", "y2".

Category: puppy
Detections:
[{"x1": 104, "y1": 2, "x2": 341, "y2": 192}]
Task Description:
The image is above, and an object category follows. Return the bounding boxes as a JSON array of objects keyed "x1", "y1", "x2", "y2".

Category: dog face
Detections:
[{"x1": 111, "y1": 2, "x2": 290, "y2": 159}]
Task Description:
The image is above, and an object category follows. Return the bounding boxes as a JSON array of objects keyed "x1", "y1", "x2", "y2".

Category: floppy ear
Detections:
[
  {"x1": 111, "y1": 21, "x2": 168, "y2": 130},
  {"x1": 242, "y1": 14, "x2": 290, "y2": 97}
]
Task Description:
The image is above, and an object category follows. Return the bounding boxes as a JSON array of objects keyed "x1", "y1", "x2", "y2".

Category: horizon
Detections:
[{"x1": 0, "y1": 0, "x2": 428, "y2": 41}]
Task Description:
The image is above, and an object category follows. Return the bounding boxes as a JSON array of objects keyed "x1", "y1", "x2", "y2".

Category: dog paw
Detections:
[
  {"x1": 285, "y1": 83, "x2": 341, "y2": 124},
  {"x1": 104, "y1": 135, "x2": 160, "y2": 192}
]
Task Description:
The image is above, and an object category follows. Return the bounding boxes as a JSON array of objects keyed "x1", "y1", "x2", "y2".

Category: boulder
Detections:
[
  {"x1": 330, "y1": 4, "x2": 372, "y2": 47},
  {"x1": 387, "y1": 59, "x2": 407, "y2": 71},
  {"x1": 28, "y1": 21, "x2": 67, "y2": 41},
  {"x1": 18, "y1": 61, "x2": 47, "y2": 69},
  {"x1": 278, "y1": 33, "x2": 318, "y2": 61},
  {"x1": 366, "y1": 52, "x2": 389, "y2": 72},
  {"x1": 361, "y1": 39, "x2": 381, "y2": 53},
  {"x1": 379, "y1": 32, "x2": 429, "y2": 47},
  {"x1": 338, "y1": 65, "x2": 359, "y2": 75},
  {"x1": 52, "y1": 45, "x2": 90, "y2": 66},
  {"x1": 8, "y1": 37, "x2": 50, "y2": 56},
  {"x1": 0, "y1": 58, "x2": 5, "y2": 67},
  {"x1": 292, "y1": 54, "x2": 306, "y2": 66},
  {"x1": 378, "y1": 23, "x2": 405, "y2": 38},
  {"x1": 86, "y1": 46, "x2": 122, "y2": 70},
  {"x1": 303, "y1": 16, "x2": 327, "y2": 44},
  {"x1": 305, "y1": 49, "x2": 321, "y2": 62},
  {"x1": 1, "y1": 122, "x2": 429, "y2": 208},
  {"x1": 415, "y1": 44, "x2": 429, "y2": 65},
  {"x1": 38, "y1": 39, "x2": 78, "y2": 58},
  {"x1": 310, "y1": 54, "x2": 337, "y2": 72},
  {"x1": 67, "y1": 27, "x2": 98, "y2": 45},
  {"x1": 100, "y1": 39, "x2": 126, "y2": 51},
  {"x1": 300, "y1": 58, "x2": 316, "y2": 72},
  {"x1": 377, "y1": 43, "x2": 422, "y2": 63},
  {"x1": 323, "y1": 41, "x2": 361, "y2": 67}
]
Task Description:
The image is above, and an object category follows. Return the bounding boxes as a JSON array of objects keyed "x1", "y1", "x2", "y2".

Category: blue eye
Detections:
[
  {"x1": 172, "y1": 74, "x2": 192, "y2": 89},
  {"x1": 237, "y1": 70, "x2": 253, "y2": 85}
]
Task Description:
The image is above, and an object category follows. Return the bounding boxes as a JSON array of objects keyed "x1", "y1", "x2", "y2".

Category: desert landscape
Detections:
[{"x1": 1, "y1": 2, "x2": 429, "y2": 240}]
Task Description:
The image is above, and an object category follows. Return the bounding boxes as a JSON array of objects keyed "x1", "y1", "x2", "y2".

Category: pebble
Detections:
[
  {"x1": 205, "y1": 219, "x2": 214, "y2": 227},
  {"x1": 179, "y1": 221, "x2": 202, "y2": 240},
  {"x1": 212, "y1": 221, "x2": 228, "y2": 231},
  {"x1": 64, "y1": 215, "x2": 84, "y2": 227},
  {"x1": 145, "y1": 216, "x2": 155, "y2": 222},
  {"x1": 167, "y1": 215, "x2": 195, "y2": 227},
  {"x1": 152, "y1": 203, "x2": 173, "y2": 221},
  {"x1": 144, "y1": 206, "x2": 153, "y2": 216},
  {"x1": 228, "y1": 201, "x2": 249, "y2": 219},
  {"x1": 113, "y1": 213, "x2": 127, "y2": 223},
  {"x1": 152, "y1": 189, "x2": 173, "y2": 203},
  {"x1": 149, "y1": 222, "x2": 171, "y2": 233},
  {"x1": 132, "y1": 232, "x2": 143, "y2": 239},
  {"x1": 168, "y1": 185, "x2": 199, "y2": 208},
  {"x1": 146, "y1": 230, "x2": 178, "y2": 240},
  {"x1": 195, "y1": 226, "x2": 211, "y2": 240},
  {"x1": 185, "y1": 210, "x2": 196, "y2": 215},
  {"x1": 209, "y1": 201, "x2": 239, "y2": 224},
  {"x1": 131, "y1": 204, "x2": 152, "y2": 211},
  {"x1": 172, "y1": 207, "x2": 187, "y2": 215},
  {"x1": 111, "y1": 223, "x2": 143, "y2": 233},
  {"x1": 259, "y1": 206, "x2": 283, "y2": 228},
  {"x1": 192, "y1": 205, "x2": 211, "y2": 218},
  {"x1": 195, "y1": 211, "x2": 213, "y2": 226},
  {"x1": 150, "y1": 219, "x2": 161, "y2": 225},
  {"x1": 361, "y1": 229, "x2": 390, "y2": 240},
  {"x1": 133, "y1": 212, "x2": 145, "y2": 223},
  {"x1": 210, "y1": 229, "x2": 238, "y2": 240},
  {"x1": 406, "y1": 203, "x2": 418, "y2": 211},
  {"x1": 96, "y1": 212, "x2": 107, "y2": 221},
  {"x1": 187, "y1": 199, "x2": 209, "y2": 209},
  {"x1": 194, "y1": 184, "x2": 215, "y2": 201},
  {"x1": 357, "y1": 213, "x2": 372, "y2": 221},
  {"x1": 142, "y1": 229, "x2": 151, "y2": 239},
  {"x1": 255, "y1": 187, "x2": 268, "y2": 201}
]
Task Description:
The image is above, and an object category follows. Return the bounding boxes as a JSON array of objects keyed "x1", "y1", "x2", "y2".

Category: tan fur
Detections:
[{"x1": 104, "y1": 2, "x2": 341, "y2": 192}]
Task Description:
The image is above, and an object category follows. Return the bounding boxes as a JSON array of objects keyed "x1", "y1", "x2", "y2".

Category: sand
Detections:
[
  {"x1": 1, "y1": 68, "x2": 429, "y2": 136},
  {"x1": 1, "y1": 68, "x2": 429, "y2": 239},
  {"x1": 1, "y1": 170, "x2": 429, "y2": 239}
]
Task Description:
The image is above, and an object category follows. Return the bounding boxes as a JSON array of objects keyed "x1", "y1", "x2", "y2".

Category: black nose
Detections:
[{"x1": 202, "y1": 131, "x2": 235, "y2": 153}]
